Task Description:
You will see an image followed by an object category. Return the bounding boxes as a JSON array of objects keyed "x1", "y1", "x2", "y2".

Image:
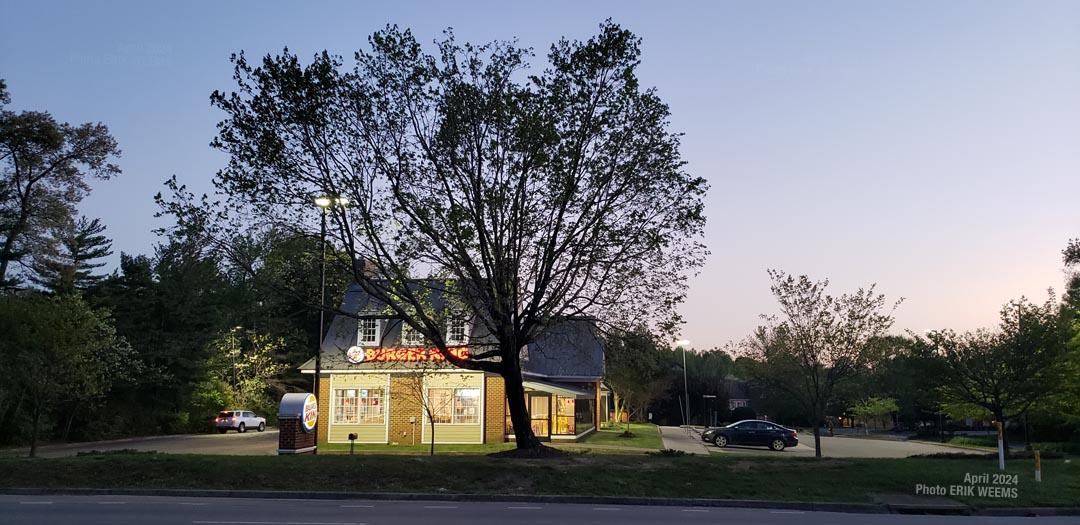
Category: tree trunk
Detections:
[
  {"x1": 429, "y1": 417, "x2": 435, "y2": 457},
  {"x1": 812, "y1": 406, "x2": 824, "y2": 458},
  {"x1": 994, "y1": 408, "x2": 1010, "y2": 460},
  {"x1": 29, "y1": 402, "x2": 42, "y2": 458},
  {"x1": 502, "y1": 360, "x2": 541, "y2": 449}
]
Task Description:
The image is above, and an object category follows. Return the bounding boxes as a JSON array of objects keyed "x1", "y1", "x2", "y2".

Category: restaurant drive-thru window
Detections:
[{"x1": 303, "y1": 283, "x2": 606, "y2": 446}]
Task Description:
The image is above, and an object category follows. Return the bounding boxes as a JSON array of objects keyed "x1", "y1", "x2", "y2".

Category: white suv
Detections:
[{"x1": 214, "y1": 410, "x2": 266, "y2": 433}]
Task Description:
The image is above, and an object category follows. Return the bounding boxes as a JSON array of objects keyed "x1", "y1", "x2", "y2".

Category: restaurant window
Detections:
[
  {"x1": 427, "y1": 387, "x2": 480, "y2": 424},
  {"x1": 554, "y1": 396, "x2": 576, "y2": 435},
  {"x1": 333, "y1": 388, "x2": 384, "y2": 424},
  {"x1": 357, "y1": 319, "x2": 380, "y2": 346}
]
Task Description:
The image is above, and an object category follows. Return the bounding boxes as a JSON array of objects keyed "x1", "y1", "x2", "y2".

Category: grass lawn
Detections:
[
  {"x1": 579, "y1": 423, "x2": 663, "y2": 449},
  {"x1": 1, "y1": 452, "x2": 1076, "y2": 508}
]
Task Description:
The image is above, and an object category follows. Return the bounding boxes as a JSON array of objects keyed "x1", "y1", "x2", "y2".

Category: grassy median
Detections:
[{"x1": 0, "y1": 452, "x2": 1076, "y2": 508}]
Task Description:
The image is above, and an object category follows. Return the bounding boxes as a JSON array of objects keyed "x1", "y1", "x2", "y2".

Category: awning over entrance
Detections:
[{"x1": 522, "y1": 379, "x2": 595, "y2": 399}]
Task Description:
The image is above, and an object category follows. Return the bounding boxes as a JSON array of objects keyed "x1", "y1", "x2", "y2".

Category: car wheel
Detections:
[
  {"x1": 770, "y1": 438, "x2": 786, "y2": 451},
  {"x1": 258, "y1": 422, "x2": 265, "y2": 432},
  {"x1": 713, "y1": 434, "x2": 728, "y2": 448},
  {"x1": 238, "y1": 422, "x2": 246, "y2": 433},
  {"x1": 217, "y1": 428, "x2": 227, "y2": 434}
]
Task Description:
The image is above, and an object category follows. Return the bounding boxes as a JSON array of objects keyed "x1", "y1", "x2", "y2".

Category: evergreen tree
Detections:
[{"x1": 30, "y1": 215, "x2": 113, "y2": 294}]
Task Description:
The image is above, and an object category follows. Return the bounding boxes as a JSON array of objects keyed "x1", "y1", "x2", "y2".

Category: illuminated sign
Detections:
[
  {"x1": 360, "y1": 347, "x2": 470, "y2": 362},
  {"x1": 346, "y1": 346, "x2": 366, "y2": 364},
  {"x1": 302, "y1": 394, "x2": 317, "y2": 433}
]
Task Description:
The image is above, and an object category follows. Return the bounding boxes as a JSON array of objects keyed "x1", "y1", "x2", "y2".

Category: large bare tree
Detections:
[
  {"x1": 161, "y1": 22, "x2": 708, "y2": 449},
  {"x1": 740, "y1": 270, "x2": 900, "y2": 457}
]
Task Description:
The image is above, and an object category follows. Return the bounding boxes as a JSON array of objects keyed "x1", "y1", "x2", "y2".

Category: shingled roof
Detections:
[{"x1": 311, "y1": 283, "x2": 604, "y2": 379}]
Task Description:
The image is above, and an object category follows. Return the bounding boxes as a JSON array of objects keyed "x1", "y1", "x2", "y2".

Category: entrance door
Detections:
[{"x1": 529, "y1": 394, "x2": 550, "y2": 438}]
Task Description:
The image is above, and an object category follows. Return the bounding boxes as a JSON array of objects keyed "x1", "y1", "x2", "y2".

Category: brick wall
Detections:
[
  {"x1": 316, "y1": 376, "x2": 330, "y2": 445},
  {"x1": 389, "y1": 375, "x2": 423, "y2": 445},
  {"x1": 484, "y1": 375, "x2": 505, "y2": 444},
  {"x1": 278, "y1": 418, "x2": 316, "y2": 453}
]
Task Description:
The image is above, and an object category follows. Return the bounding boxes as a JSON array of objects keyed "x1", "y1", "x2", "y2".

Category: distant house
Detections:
[
  {"x1": 724, "y1": 380, "x2": 751, "y2": 411},
  {"x1": 300, "y1": 283, "x2": 605, "y2": 446}
]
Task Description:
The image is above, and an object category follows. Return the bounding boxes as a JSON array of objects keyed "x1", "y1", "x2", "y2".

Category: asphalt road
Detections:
[
  {"x1": 2, "y1": 495, "x2": 1075, "y2": 525},
  {"x1": 3, "y1": 430, "x2": 279, "y2": 458},
  {"x1": 708, "y1": 435, "x2": 976, "y2": 458}
]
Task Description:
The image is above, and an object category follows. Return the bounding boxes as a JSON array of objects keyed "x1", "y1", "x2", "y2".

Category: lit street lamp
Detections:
[{"x1": 314, "y1": 196, "x2": 349, "y2": 449}]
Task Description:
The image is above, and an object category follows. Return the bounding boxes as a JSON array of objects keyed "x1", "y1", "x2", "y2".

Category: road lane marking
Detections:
[
  {"x1": 19, "y1": 501, "x2": 53, "y2": 505},
  {"x1": 193, "y1": 522, "x2": 365, "y2": 525},
  {"x1": 508, "y1": 506, "x2": 541, "y2": 509},
  {"x1": 422, "y1": 505, "x2": 457, "y2": 509}
]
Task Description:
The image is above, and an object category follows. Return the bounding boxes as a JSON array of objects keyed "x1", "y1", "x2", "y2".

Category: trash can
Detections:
[{"x1": 278, "y1": 393, "x2": 317, "y2": 454}]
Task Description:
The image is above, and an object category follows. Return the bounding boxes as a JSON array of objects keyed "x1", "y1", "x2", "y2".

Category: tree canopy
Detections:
[
  {"x1": 0, "y1": 84, "x2": 120, "y2": 288},
  {"x1": 740, "y1": 270, "x2": 901, "y2": 457}
]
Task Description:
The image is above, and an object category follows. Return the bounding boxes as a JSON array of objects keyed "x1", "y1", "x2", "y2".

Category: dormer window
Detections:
[
  {"x1": 357, "y1": 318, "x2": 380, "y2": 347},
  {"x1": 400, "y1": 322, "x2": 426, "y2": 346},
  {"x1": 446, "y1": 317, "x2": 468, "y2": 345}
]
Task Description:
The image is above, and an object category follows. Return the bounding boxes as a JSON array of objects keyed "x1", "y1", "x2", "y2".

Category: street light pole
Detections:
[
  {"x1": 317, "y1": 204, "x2": 327, "y2": 403},
  {"x1": 676, "y1": 339, "x2": 690, "y2": 427}
]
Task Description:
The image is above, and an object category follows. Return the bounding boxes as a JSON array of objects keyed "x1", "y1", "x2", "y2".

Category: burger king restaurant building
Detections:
[{"x1": 300, "y1": 285, "x2": 607, "y2": 446}]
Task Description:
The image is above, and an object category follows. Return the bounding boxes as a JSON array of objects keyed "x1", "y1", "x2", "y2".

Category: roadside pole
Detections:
[
  {"x1": 995, "y1": 420, "x2": 1005, "y2": 471},
  {"x1": 1034, "y1": 450, "x2": 1042, "y2": 482}
]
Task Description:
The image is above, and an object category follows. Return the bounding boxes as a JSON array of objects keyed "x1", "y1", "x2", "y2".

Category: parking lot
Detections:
[
  {"x1": 2, "y1": 429, "x2": 279, "y2": 458},
  {"x1": 707, "y1": 434, "x2": 974, "y2": 458}
]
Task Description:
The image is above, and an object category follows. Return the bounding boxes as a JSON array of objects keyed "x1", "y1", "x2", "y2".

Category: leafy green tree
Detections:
[
  {"x1": 605, "y1": 328, "x2": 668, "y2": 429},
  {"x1": 920, "y1": 296, "x2": 1072, "y2": 457},
  {"x1": 30, "y1": 215, "x2": 113, "y2": 295},
  {"x1": 0, "y1": 294, "x2": 137, "y2": 456},
  {"x1": 207, "y1": 329, "x2": 289, "y2": 413},
  {"x1": 740, "y1": 270, "x2": 901, "y2": 458},
  {"x1": 0, "y1": 84, "x2": 121, "y2": 288},
  {"x1": 849, "y1": 396, "x2": 899, "y2": 432},
  {"x1": 163, "y1": 21, "x2": 708, "y2": 449}
]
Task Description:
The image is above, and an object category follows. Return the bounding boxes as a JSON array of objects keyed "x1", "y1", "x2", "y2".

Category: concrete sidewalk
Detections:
[{"x1": 657, "y1": 426, "x2": 711, "y2": 455}]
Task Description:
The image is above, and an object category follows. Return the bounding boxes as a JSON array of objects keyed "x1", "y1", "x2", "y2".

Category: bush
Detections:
[
  {"x1": 648, "y1": 448, "x2": 687, "y2": 457},
  {"x1": 948, "y1": 435, "x2": 997, "y2": 448},
  {"x1": 1032, "y1": 442, "x2": 1080, "y2": 455}
]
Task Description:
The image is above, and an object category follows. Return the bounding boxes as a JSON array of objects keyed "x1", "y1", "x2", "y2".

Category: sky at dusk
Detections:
[{"x1": 2, "y1": 1, "x2": 1077, "y2": 349}]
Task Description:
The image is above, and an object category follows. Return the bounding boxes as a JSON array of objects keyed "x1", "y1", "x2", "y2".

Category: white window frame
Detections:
[
  {"x1": 400, "y1": 322, "x2": 426, "y2": 347},
  {"x1": 445, "y1": 317, "x2": 469, "y2": 346},
  {"x1": 426, "y1": 387, "x2": 481, "y2": 425},
  {"x1": 357, "y1": 318, "x2": 381, "y2": 347},
  {"x1": 333, "y1": 388, "x2": 385, "y2": 425}
]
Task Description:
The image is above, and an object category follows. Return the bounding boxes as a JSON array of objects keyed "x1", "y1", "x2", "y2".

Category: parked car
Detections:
[
  {"x1": 214, "y1": 410, "x2": 266, "y2": 433},
  {"x1": 701, "y1": 419, "x2": 798, "y2": 451}
]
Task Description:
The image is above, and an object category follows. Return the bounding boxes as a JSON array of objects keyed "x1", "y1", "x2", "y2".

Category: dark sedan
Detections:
[{"x1": 701, "y1": 420, "x2": 799, "y2": 451}]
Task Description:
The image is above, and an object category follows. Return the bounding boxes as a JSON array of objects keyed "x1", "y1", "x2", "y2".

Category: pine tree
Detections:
[{"x1": 31, "y1": 216, "x2": 113, "y2": 295}]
